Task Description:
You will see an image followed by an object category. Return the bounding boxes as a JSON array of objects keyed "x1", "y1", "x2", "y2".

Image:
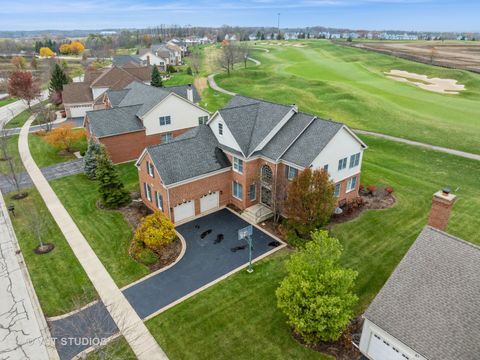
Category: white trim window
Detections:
[
  {"x1": 198, "y1": 115, "x2": 209, "y2": 125},
  {"x1": 349, "y1": 152, "x2": 360, "y2": 168},
  {"x1": 161, "y1": 132, "x2": 173, "y2": 143},
  {"x1": 286, "y1": 165, "x2": 298, "y2": 181},
  {"x1": 232, "y1": 181, "x2": 243, "y2": 200},
  {"x1": 338, "y1": 157, "x2": 348, "y2": 171},
  {"x1": 159, "y1": 115, "x2": 171, "y2": 126},
  {"x1": 144, "y1": 183, "x2": 152, "y2": 201},
  {"x1": 334, "y1": 183, "x2": 341, "y2": 197},
  {"x1": 155, "y1": 191, "x2": 163, "y2": 210},
  {"x1": 233, "y1": 157, "x2": 244, "y2": 174},
  {"x1": 346, "y1": 176, "x2": 357, "y2": 192},
  {"x1": 218, "y1": 122, "x2": 223, "y2": 135},
  {"x1": 146, "y1": 161, "x2": 155, "y2": 177},
  {"x1": 249, "y1": 183, "x2": 256, "y2": 201}
]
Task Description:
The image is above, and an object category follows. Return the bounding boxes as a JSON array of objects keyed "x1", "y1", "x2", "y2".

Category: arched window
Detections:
[{"x1": 261, "y1": 165, "x2": 273, "y2": 186}]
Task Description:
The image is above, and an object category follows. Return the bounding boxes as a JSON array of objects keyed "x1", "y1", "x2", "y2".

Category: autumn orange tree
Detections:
[
  {"x1": 284, "y1": 168, "x2": 336, "y2": 238},
  {"x1": 44, "y1": 124, "x2": 83, "y2": 153}
]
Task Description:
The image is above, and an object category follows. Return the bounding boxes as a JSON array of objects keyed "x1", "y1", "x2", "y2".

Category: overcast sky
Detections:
[{"x1": 0, "y1": 0, "x2": 477, "y2": 32}]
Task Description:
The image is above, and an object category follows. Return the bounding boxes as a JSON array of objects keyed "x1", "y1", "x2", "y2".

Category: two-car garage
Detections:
[{"x1": 173, "y1": 192, "x2": 220, "y2": 223}]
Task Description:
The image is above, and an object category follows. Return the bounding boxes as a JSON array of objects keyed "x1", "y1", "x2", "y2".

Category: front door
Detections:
[{"x1": 261, "y1": 186, "x2": 272, "y2": 207}]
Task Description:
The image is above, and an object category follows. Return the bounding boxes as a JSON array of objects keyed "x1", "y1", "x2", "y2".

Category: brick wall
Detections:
[
  {"x1": 139, "y1": 152, "x2": 232, "y2": 222},
  {"x1": 335, "y1": 172, "x2": 361, "y2": 205},
  {"x1": 87, "y1": 126, "x2": 194, "y2": 164}
]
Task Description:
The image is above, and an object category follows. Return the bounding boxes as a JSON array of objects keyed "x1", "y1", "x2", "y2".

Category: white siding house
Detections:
[
  {"x1": 208, "y1": 113, "x2": 243, "y2": 154},
  {"x1": 142, "y1": 94, "x2": 209, "y2": 136}
]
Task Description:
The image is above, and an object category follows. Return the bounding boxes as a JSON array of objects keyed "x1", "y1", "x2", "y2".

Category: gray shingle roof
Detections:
[
  {"x1": 281, "y1": 117, "x2": 343, "y2": 167},
  {"x1": 86, "y1": 104, "x2": 144, "y2": 138},
  {"x1": 365, "y1": 226, "x2": 480, "y2": 360},
  {"x1": 257, "y1": 112, "x2": 315, "y2": 161},
  {"x1": 112, "y1": 55, "x2": 142, "y2": 66},
  {"x1": 114, "y1": 82, "x2": 199, "y2": 118},
  {"x1": 106, "y1": 89, "x2": 129, "y2": 107},
  {"x1": 147, "y1": 125, "x2": 231, "y2": 185},
  {"x1": 219, "y1": 96, "x2": 293, "y2": 157}
]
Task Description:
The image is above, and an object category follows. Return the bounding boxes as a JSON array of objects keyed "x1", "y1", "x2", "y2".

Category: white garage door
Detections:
[
  {"x1": 70, "y1": 105, "x2": 93, "y2": 118},
  {"x1": 367, "y1": 333, "x2": 409, "y2": 360},
  {"x1": 200, "y1": 192, "x2": 219, "y2": 213},
  {"x1": 173, "y1": 200, "x2": 195, "y2": 223}
]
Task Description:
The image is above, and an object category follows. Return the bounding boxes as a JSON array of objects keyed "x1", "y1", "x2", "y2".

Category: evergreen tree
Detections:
[
  {"x1": 150, "y1": 65, "x2": 162, "y2": 87},
  {"x1": 83, "y1": 141, "x2": 102, "y2": 179},
  {"x1": 95, "y1": 148, "x2": 130, "y2": 209},
  {"x1": 186, "y1": 66, "x2": 193, "y2": 75},
  {"x1": 49, "y1": 63, "x2": 70, "y2": 94}
]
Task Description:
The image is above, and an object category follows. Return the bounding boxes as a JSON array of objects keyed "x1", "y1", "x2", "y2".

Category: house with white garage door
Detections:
[
  {"x1": 358, "y1": 217, "x2": 480, "y2": 360},
  {"x1": 136, "y1": 95, "x2": 366, "y2": 223}
]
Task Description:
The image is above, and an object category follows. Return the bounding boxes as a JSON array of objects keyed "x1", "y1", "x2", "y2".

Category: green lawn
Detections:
[
  {"x1": 215, "y1": 41, "x2": 480, "y2": 154},
  {"x1": 0, "y1": 97, "x2": 17, "y2": 107},
  {"x1": 0, "y1": 134, "x2": 24, "y2": 174},
  {"x1": 198, "y1": 84, "x2": 232, "y2": 112},
  {"x1": 4, "y1": 107, "x2": 33, "y2": 129},
  {"x1": 49, "y1": 162, "x2": 150, "y2": 287},
  {"x1": 146, "y1": 136, "x2": 480, "y2": 359},
  {"x1": 29, "y1": 129, "x2": 87, "y2": 168},
  {"x1": 164, "y1": 71, "x2": 194, "y2": 86},
  {"x1": 8, "y1": 188, "x2": 96, "y2": 317}
]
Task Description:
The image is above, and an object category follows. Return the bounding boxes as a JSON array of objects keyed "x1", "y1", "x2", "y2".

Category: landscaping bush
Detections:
[
  {"x1": 134, "y1": 211, "x2": 176, "y2": 251},
  {"x1": 385, "y1": 186, "x2": 394, "y2": 194},
  {"x1": 186, "y1": 66, "x2": 193, "y2": 75},
  {"x1": 130, "y1": 241, "x2": 158, "y2": 266},
  {"x1": 167, "y1": 64, "x2": 177, "y2": 73},
  {"x1": 276, "y1": 230, "x2": 358, "y2": 344},
  {"x1": 366, "y1": 185, "x2": 377, "y2": 196}
]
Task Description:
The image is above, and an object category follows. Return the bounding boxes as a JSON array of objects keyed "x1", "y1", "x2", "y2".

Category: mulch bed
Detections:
[
  {"x1": 148, "y1": 238, "x2": 182, "y2": 272},
  {"x1": 329, "y1": 187, "x2": 396, "y2": 226},
  {"x1": 11, "y1": 192, "x2": 29, "y2": 200},
  {"x1": 34, "y1": 243, "x2": 54, "y2": 254},
  {"x1": 292, "y1": 317, "x2": 364, "y2": 360}
]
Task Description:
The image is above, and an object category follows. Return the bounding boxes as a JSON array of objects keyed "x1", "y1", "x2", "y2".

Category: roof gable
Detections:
[
  {"x1": 86, "y1": 104, "x2": 144, "y2": 138},
  {"x1": 365, "y1": 226, "x2": 480, "y2": 360}
]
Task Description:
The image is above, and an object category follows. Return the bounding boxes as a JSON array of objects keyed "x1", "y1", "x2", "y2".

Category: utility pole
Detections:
[{"x1": 277, "y1": 13, "x2": 281, "y2": 38}]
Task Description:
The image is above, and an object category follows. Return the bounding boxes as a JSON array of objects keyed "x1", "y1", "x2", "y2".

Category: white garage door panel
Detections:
[
  {"x1": 173, "y1": 201, "x2": 195, "y2": 222},
  {"x1": 368, "y1": 333, "x2": 407, "y2": 360},
  {"x1": 200, "y1": 192, "x2": 219, "y2": 213},
  {"x1": 70, "y1": 105, "x2": 93, "y2": 118}
]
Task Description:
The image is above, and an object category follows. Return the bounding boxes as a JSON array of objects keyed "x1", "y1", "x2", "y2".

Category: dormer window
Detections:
[{"x1": 218, "y1": 122, "x2": 223, "y2": 135}]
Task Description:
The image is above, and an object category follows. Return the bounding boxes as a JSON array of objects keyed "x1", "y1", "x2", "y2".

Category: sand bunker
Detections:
[{"x1": 385, "y1": 70, "x2": 465, "y2": 94}]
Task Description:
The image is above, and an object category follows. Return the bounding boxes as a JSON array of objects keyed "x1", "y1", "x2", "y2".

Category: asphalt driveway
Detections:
[{"x1": 123, "y1": 208, "x2": 283, "y2": 319}]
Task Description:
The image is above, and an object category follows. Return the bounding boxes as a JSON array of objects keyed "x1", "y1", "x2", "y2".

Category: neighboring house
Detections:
[
  {"x1": 85, "y1": 82, "x2": 207, "y2": 163},
  {"x1": 62, "y1": 65, "x2": 151, "y2": 119},
  {"x1": 112, "y1": 55, "x2": 143, "y2": 67},
  {"x1": 137, "y1": 49, "x2": 168, "y2": 71},
  {"x1": 358, "y1": 190, "x2": 480, "y2": 360},
  {"x1": 136, "y1": 95, "x2": 366, "y2": 224}
]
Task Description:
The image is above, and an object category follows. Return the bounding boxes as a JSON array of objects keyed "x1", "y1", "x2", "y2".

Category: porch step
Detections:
[{"x1": 242, "y1": 204, "x2": 274, "y2": 224}]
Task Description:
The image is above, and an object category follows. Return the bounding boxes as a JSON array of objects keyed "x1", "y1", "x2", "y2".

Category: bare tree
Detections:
[
  {"x1": 216, "y1": 40, "x2": 239, "y2": 76},
  {"x1": 36, "y1": 98, "x2": 55, "y2": 132},
  {"x1": 189, "y1": 48, "x2": 202, "y2": 75},
  {"x1": 0, "y1": 122, "x2": 25, "y2": 198}
]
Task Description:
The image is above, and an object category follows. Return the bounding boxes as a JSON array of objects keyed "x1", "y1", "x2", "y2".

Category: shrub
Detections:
[
  {"x1": 385, "y1": 186, "x2": 394, "y2": 194},
  {"x1": 134, "y1": 211, "x2": 176, "y2": 251},
  {"x1": 95, "y1": 147, "x2": 130, "y2": 209},
  {"x1": 276, "y1": 230, "x2": 358, "y2": 344},
  {"x1": 44, "y1": 124, "x2": 83, "y2": 152},
  {"x1": 167, "y1": 64, "x2": 176, "y2": 73},
  {"x1": 130, "y1": 241, "x2": 158, "y2": 266},
  {"x1": 186, "y1": 66, "x2": 193, "y2": 75},
  {"x1": 366, "y1": 185, "x2": 377, "y2": 196}
]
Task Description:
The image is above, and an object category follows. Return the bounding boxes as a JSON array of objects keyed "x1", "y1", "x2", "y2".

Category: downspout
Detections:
[
  {"x1": 273, "y1": 162, "x2": 278, "y2": 221},
  {"x1": 166, "y1": 186, "x2": 172, "y2": 221}
]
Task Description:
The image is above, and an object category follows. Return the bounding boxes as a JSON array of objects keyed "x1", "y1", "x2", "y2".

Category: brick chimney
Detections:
[{"x1": 427, "y1": 188, "x2": 456, "y2": 231}]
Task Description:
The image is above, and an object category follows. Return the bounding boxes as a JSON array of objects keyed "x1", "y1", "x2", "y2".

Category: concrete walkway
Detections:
[
  {"x1": 207, "y1": 74, "x2": 236, "y2": 96},
  {"x1": 354, "y1": 129, "x2": 480, "y2": 161},
  {"x1": 0, "y1": 191, "x2": 57, "y2": 360},
  {"x1": 18, "y1": 118, "x2": 168, "y2": 360}
]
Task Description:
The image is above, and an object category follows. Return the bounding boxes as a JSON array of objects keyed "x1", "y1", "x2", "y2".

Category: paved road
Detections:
[
  {"x1": 4, "y1": 117, "x2": 84, "y2": 136},
  {"x1": 354, "y1": 129, "x2": 480, "y2": 161},
  {"x1": 19, "y1": 117, "x2": 168, "y2": 360},
  {"x1": 0, "y1": 158, "x2": 84, "y2": 194},
  {"x1": 0, "y1": 191, "x2": 57, "y2": 359}
]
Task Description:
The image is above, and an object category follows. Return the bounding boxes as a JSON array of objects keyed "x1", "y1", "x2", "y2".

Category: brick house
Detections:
[
  {"x1": 84, "y1": 81, "x2": 208, "y2": 163},
  {"x1": 136, "y1": 95, "x2": 367, "y2": 223},
  {"x1": 62, "y1": 65, "x2": 152, "y2": 119}
]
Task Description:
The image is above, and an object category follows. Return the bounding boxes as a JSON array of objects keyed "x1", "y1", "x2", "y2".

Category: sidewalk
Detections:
[
  {"x1": 18, "y1": 117, "x2": 168, "y2": 360},
  {"x1": 0, "y1": 191, "x2": 56, "y2": 360}
]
